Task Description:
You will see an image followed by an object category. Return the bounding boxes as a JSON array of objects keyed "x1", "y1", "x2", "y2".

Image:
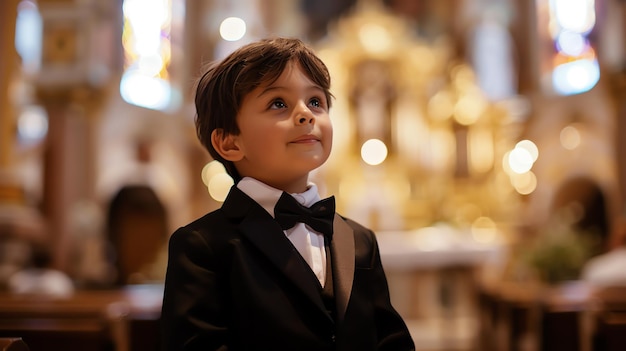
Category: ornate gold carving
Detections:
[{"x1": 316, "y1": 2, "x2": 518, "y2": 234}]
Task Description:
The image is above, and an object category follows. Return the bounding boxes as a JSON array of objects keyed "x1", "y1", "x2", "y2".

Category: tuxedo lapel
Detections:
[
  {"x1": 330, "y1": 214, "x2": 355, "y2": 324},
  {"x1": 221, "y1": 187, "x2": 330, "y2": 320}
]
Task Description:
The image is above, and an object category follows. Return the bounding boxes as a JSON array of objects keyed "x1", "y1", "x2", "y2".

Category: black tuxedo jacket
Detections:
[{"x1": 161, "y1": 186, "x2": 415, "y2": 351}]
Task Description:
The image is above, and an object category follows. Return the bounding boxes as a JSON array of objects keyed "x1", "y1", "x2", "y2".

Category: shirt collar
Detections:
[{"x1": 237, "y1": 177, "x2": 321, "y2": 218}]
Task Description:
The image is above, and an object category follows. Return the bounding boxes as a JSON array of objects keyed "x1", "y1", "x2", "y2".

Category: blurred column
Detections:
[
  {"x1": 616, "y1": 1, "x2": 626, "y2": 208},
  {"x1": 0, "y1": 0, "x2": 48, "y2": 285},
  {"x1": 36, "y1": 89, "x2": 73, "y2": 270},
  {"x1": 183, "y1": 0, "x2": 223, "y2": 220},
  {"x1": 511, "y1": 0, "x2": 540, "y2": 94},
  {"x1": 36, "y1": 0, "x2": 115, "y2": 270},
  {"x1": 184, "y1": 0, "x2": 213, "y2": 104},
  {"x1": 0, "y1": 0, "x2": 19, "y2": 170}
]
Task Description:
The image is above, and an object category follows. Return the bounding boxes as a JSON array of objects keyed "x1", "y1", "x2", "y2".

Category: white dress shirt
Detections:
[{"x1": 237, "y1": 177, "x2": 328, "y2": 286}]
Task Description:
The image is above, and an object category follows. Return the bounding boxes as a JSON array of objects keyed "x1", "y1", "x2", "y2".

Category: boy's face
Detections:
[{"x1": 230, "y1": 61, "x2": 332, "y2": 192}]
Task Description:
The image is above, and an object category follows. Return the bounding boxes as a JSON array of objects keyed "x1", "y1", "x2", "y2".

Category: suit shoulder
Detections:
[
  {"x1": 167, "y1": 208, "x2": 239, "y2": 261},
  {"x1": 184, "y1": 206, "x2": 235, "y2": 229},
  {"x1": 170, "y1": 208, "x2": 232, "y2": 240},
  {"x1": 338, "y1": 215, "x2": 377, "y2": 243},
  {"x1": 339, "y1": 215, "x2": 373, "y2": 233}
]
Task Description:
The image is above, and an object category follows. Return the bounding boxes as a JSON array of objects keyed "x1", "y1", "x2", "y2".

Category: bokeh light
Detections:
[
  {"x1": 17, "y1": 105, "x2": 48, "y2": 144},
  {"x1": 201, "y1": 161, "x2": 233, "y2": 202},
  {"x1": 549, "y1": 0, "x2": 599, "y2": 95},
  {"x1": 560, "y1": 124, "x2": 582, "y2": 150},
  {"x1": 220, "y1": 17, "x2": 246, "y2": 41},
  {"x1": 515, "y1": 140, "x2": 539, "y2": 163},
  {"x1": 510, "y1": 171, "x2": 537, "y2": 195},
  {"x1": 471, "y1": 216, "x2": 498, "y2": 243},
  {"x1": 361, "y1": 139, "x2": 388, "y2": 166},
  {"x1": 508, "y1": 147, "x2": 534, "y2": 174}
]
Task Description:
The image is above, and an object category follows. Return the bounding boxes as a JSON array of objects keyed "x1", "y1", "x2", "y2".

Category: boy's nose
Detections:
[
  {"x1": 294, "y1": 104, "x2": 315, "y2": 125},
  {"x1": 296, "y1": 116, "x2": 314, "y2": 125}
]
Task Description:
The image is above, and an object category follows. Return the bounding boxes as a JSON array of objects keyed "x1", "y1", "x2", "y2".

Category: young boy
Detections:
[{"x1": 161, "y1": 37, "x2": 415, "y2": 351}]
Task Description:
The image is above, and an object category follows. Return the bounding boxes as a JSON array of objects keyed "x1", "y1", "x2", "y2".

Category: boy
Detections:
[{"x1": 161, "y1": 37, "x2": 415, "y2": 351}]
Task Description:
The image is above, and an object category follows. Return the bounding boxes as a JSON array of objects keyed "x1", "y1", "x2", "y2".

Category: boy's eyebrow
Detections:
[{"x1": 256, "y1": 84, "x2": 325, "y2": 98}]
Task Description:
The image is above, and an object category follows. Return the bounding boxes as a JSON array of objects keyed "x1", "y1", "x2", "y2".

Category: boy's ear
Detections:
[{"x1": 211, "y1": 129, "x2": 244, "y2": 162}]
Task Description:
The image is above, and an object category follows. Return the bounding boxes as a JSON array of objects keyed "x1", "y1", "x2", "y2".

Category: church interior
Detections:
[{"x1": 1, "y1": 0, "x2": 626, "y2": 350}]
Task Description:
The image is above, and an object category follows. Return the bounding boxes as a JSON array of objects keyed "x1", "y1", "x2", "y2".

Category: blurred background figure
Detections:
[
  {"x1": 8, "y1": 242, "x2": 74, "y2": 298},
  {"x1": 106, "y1": 184, "x2": 168, "y2": 286},
  {"x1": 581, "y1": 209, "x2": 626, "y2": 287}
]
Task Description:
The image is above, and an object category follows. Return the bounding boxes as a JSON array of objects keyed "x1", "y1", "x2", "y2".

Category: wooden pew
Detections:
[
  {"x1": 538, "y1": 282, "x2": 593, "y2": 351},
  {"x1": 0, "y1": 338, "x2": 30, "y2": 351},
  {"x1": 477, "y1": 280, "x2": 544, "y2": 351},
  {"x1": 0, "y1": 291, "x2": 122, "y2": 351},
  {"x1": 0, "y1": 287, "x2": 162, "y2": 351},
  {"x1": 477, "y1": 280, "x2": 598, "y2": 351},
  {"x1": 588, "y1": 287, "x2": 626, "y2": 351},
  {"x1": 477, "y1": 280, "x2": 626, "y2": 351}
]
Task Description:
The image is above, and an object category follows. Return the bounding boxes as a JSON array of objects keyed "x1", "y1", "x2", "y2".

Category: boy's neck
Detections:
[{"x1": 244, "y1": 176, "x2": 310, "y2": 194}]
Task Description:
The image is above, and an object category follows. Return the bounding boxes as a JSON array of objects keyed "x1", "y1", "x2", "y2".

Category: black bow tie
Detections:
[{"x1": 274, "y1": 192, "x2": 335, "y2": 237}]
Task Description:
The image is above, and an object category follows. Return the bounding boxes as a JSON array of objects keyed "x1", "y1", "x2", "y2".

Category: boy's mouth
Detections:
[{"x1": 291, "y1": 134, "x2": 320, "y2": 144}]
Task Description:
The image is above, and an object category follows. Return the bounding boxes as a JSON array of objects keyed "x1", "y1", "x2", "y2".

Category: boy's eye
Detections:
[
  {"x1": 270, "y1": 100, "x2": 286, "y2": 109},
  {"x1": 309, "y1": 98, "x2": 322, "y2": 108}
]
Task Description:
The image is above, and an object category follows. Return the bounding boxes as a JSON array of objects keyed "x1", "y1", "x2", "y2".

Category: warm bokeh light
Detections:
[
  {"x1": 201, "y1": 161, "x2": 226, "y2": 186},
  {"x1": 453, "y1": 93, "x2": 487, "y2": 125},
  {"x1": 359, "y1": 23, "x2": 392, "y2": 54},
  {"x1": 501, "y1": 150, "x2": 513, "y2": 175},
  {"x1": 451, "y1": 64, "x2": 477, "y2": 92},
  {"x1": 17, "y1": 105, "x2": 48, "y2": 143},
  {"x1": 427, "y1": 91, "x2": 454, "y2": 121},
  {"x1": 361, "y1": 139, "x2": 388, "y2": 166},
  {"x1": 515, "y1": 140, "x2": 539, "y2": 163},
  {"x1": 455, "y1": 203, "x2": 481, "y2": 224},
  {"x1": 208, "y1": 173, "x2": 234, "y2": 202},
  {"x1": 426, "y1": 128, "x2": 456, "y2": 173},
  {"x1": 508, "y1": 147, "x2": 534, "y2": 174},
  {"x1": 560, "y1": 124, "x2": 582, "y2": 150},
  {"x1": 471, "y1": 216, "x2": 498, "y2": 243},
  {"x1": 411, "y1": 226, "x2": 451, "y2": 252},
  {"x1": 505, "y1": 140, "x2": 539, "y2": 176},
  {"x1": 468, "y1": 128, "x2": 494, "y2": 174},
  {"x1": 201, "y1": 161, "x2": 234, "y2": 202},
  {"x1": 219, "y1": 17, "x2": 246, "y2": 41},
  {"x1": 510, "y1": 170, "x2": 537, "y2": 195}
]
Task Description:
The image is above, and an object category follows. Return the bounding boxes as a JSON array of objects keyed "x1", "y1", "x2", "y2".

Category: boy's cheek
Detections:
[{"x1": 322, "y1": 122, "x2": 333, "y2": 140}]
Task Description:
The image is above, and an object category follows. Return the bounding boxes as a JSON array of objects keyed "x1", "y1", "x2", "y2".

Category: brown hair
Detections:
[{"x1": 194, "y1": 37, "x2": 333, "y2": 182}]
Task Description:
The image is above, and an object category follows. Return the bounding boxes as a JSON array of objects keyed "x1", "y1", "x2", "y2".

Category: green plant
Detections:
[{"x1": 523, "y1": 213, "x2": 598, "y2": 284}]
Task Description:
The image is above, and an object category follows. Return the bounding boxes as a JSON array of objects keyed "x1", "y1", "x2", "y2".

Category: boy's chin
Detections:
[{"x1": 306, "y1": 159, "x2": 329, "y2": 172}]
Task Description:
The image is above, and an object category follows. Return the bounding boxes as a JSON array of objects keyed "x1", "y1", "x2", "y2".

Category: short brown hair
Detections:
[{"x1": 194, "y1": 37, "x2": 333, "y2": 182}]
